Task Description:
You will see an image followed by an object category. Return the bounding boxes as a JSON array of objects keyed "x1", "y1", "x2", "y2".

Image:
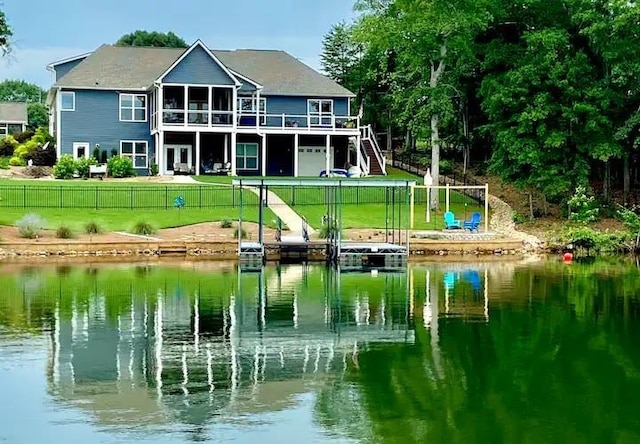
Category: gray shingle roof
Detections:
[
  {"x1": 0, "y1": 102, "x2": 28, "y2": 123},
  {"x1": 54, "y1": 44, "x2": 354, "y2": 97}
]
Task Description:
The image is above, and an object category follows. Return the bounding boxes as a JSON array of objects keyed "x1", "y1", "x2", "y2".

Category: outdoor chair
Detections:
[
  {"x1": 463, "y1": 212, "x2": 482, "y2": 232},
  {"x1": 444, "y1": 211, "x2": 461, "y2": 229}
]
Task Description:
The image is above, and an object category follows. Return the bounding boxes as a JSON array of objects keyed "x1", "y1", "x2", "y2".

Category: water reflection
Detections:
[
  {"x1": 2, "y1": 258, "x2": 640, "y2": 443},
  {"x1": 39, "y1": 264, "x2": 414, "y2": 440}
]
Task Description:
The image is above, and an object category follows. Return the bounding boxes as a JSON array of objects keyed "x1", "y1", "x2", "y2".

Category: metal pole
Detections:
[
  {"x1": 258, "y1": 182, "x2": 264, "y2": 245},
  {"x1": 484, "y1": 184, "x2": 490, "y2": 232},
  {"x1": 409, "y1": 184, "x2": 415, "y2": 229},
  {"x1": 385, "y1": 187, "x2": 389, "y2": 244},
  {"x1": 238, "y1": 180, "x2": 243, "y2": 255}
]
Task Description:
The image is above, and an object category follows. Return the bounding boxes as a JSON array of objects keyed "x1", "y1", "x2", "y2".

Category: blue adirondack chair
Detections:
[
  {"x1": 463, "y1": 212, "x2": 482, "y2": 232},
  {"x1": 444, "y1": 211, "x2": 461, "y2": 229}
]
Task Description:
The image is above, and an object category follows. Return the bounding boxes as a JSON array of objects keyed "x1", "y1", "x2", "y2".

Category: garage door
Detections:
[{"x1": 298, "y1": 146, "x2": 334, "y2": 177}]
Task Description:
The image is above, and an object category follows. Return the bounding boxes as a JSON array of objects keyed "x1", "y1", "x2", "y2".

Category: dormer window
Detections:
[{"x1": 119, "y1": 94, "x2": 147, "y2": 122}]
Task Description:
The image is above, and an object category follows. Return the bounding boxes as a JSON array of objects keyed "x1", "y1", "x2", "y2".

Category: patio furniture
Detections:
[
  {"x1": 174, "y1": 163, "x2": 193, "y2": 175},
  {"x1": 463, "y1": 212, "x2": 482, "y2": 232},
  {"x1": 444, "y1": 211, "x2": 461, "y2": 229}
]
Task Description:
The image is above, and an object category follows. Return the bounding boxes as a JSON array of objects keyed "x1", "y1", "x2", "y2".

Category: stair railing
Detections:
[{"x1": 361, "y1": 125, "x2": 386, "y2": 175}]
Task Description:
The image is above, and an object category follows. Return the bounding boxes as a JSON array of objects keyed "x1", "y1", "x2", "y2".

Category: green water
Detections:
[{"x1": 0, "y1": 258, "x2": 639, "y2": 443}]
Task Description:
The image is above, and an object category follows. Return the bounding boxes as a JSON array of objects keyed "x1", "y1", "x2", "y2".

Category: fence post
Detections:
[
  {"x1": 410, "y1": 184, "x2": 415, "y2": 229},
  {"x1": 199, "y1": 186, "x2": 202, "y2": 209},
  {"x1": 59, "y1": 186, "x2": 62, "y2": 208},
  {"x1": 23, "y1": 185, "x2": 26, "y2": 208},
  {"x1": 165, "y1": 186, "x2": 168, "y2": 210},
  {"x1": 130, "y1": 187, "x2": 134, "y2": 209},
  {"x1": 95, "y1": 187, "x2": 98, "y2": 210}
]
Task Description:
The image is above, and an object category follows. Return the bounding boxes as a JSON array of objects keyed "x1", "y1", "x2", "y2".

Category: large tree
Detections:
[
  {"x1": 321, "y1": 22, "x2": 361, "y2": 88},
  {"x1": 115, "y1": 30, "x2": 188, "y2": 48},
  {"x1": 0, "y1": 7, "x2": 11, "y2": 55},
  {"x1": 0, "y1": 80, "x2": 49, "y2": 129}
]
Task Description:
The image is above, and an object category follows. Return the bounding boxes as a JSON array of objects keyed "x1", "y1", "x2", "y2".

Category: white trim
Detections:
[
  {"x1": 262, "y1": 92, "x2": 355, "y2": 98},
  {"x1": 72, "y1": 142, "x2": 90, "y2": 160},
  {"x1": 237, "y1": 97, "x2": 266, "y2": 124},
  {"x1": 161, "y1": 82, "x2": 235, "y2": 89},
  {"x1": 61, "y1": 91, "x2": 75, "y2": 111},
  {"x1": 261, "y1": 134, "x2": 267, "y2": 176},
  {"x1": 54, "y1": 86, "x2": 148, "y2": 92},
  {"x1": 47, "y1": 52, "x2": 93, "y2": 69},
  {"x1": 308, "y1": 99, "x2": 333, "y2": 126},
  {"x1": 195, "y1": 132, "x2": 201, "y2": 176},
  {"x1": 157, "y1": 40, "x2": 242, "y2": 87},
  {"x1": 0, "y1": 120, "x2": 27, "y2": 125},
  {"x1": 120, "y1": 140, "x2": 149, "y2": 169},
  {"x1": 229, "y1": 69, "x2": 263, "y2": 90},
  {"x1": 294, "y1": 134, "x2": 299, "y2": 177},
  {"x1": 56, "y1": 89, "x2": 61, "y2": 158},
  {"x1": 119, "y1": 93, "x2": 148, "y2": 123}
]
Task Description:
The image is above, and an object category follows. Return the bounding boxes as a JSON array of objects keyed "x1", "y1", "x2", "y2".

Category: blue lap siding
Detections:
[
  {"x1": 59, "y1": 89, "x2": 154, "y2": 173},
  {"x1": 54, "y1": 57, "x2": 89, "y2": 82},
  {"x1": 163, "y1": 46, "x2": 236, "y2": 85}
]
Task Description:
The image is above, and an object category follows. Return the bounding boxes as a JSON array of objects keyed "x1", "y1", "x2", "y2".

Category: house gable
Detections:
[
  {"x1": 48, "y1": 53, "x2": 93, "y2": 82},
  {"x1": 161, "y1": 42, "x2": 239, "y2": 86}
]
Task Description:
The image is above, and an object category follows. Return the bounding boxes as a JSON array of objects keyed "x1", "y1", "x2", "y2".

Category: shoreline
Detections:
[{"x1": 0, "y1": 237, "x2": 528, "y2": 262}]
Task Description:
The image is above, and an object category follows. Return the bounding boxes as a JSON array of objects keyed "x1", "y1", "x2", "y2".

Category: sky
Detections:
[{"x1": 0, "y1": 0, "x2": 357, "y2": 89}]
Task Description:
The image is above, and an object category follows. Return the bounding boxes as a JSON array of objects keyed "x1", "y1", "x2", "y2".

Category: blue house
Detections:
[{"x1": 46, "y1": 40, "x2": 386, "y2": 177}]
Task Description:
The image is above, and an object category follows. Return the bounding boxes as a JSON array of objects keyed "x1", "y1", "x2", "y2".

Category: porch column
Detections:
[
  {"x1": 158, "y1": 131, "x2": 164, "y2": 175},
  {"x1": 230, "y1": 132, "x2": 237, "y2": 175},
  {"x1": 195, "y1": 131, "x2": 201, "y2": 176},
  {"x1": 294, "y1": 133, "x2": 299, "y2": 177},
  {"x1": 325, "y1": 134, "x2": 331, "y2": 175},
  {"x1": 256, "y1": 89, "x2": 261, "y2": 130},
  {"x1": 224, "y1": 134, "x2": 229, "y2": 164},
  {"x1": 232, "y1": 87, "x2": 238, "y2": 129},
  {"x1": 184, "y1": 85, "x2": 189, "y2": 127},
  {"x1": 261, "y1": 135, "x2": 267, "y2": 176},
  {"x1": 208, "y1": 86, "x2": 213, "y2": 128},
  {"x1": 158, "y1": 85, "x2": 163, "y2": 130}
]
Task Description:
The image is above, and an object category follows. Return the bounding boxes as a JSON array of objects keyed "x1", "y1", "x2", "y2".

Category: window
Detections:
[
  {"x1": 61, "y1": 92, "x2": 75, "y2": 111},
  {"x1": 236, "y1": 143, "x2": 259, "y2": 170},
  {"x1": 121, "y1": 141, "x2": 148, "y2": 168},
  {"x1": 120, "y1": 94, "x2": 147, "y2": 122},
  {"x1": 0, "y1": 124, "x2": 6, "y2": 139},
  {"x1": 238, "y1": 97, "x2": 266, "y2": 124},
  {"x1": 308, "y1": 99, "x2": 333, "y2": 126}
]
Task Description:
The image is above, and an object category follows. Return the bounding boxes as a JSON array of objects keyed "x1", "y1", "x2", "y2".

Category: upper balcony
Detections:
[{"x1": 152, "y1": 85, "x2": 359, "y2": 133}]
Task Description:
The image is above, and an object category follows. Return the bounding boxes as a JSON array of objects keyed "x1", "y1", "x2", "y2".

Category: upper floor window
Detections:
[
  {"x1": 60, "y1": 91, "x2": 75, "y2": 111},
  {"x1": 308, "y1": 99, "x2": 333, "y2": 126},
  {"x1": 238, "y1": 97, "x2": 266, "y2": 114},
  {"x1": 120, "y1": 94, "x2": 147, "y2": 122}
]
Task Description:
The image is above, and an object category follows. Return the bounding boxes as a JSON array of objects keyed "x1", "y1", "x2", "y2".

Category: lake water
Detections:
[{"x1": 1, "y1": 258, "x2": 639, "y2": 443}]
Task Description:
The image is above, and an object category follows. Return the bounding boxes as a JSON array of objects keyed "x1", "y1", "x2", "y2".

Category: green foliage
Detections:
[
  {"x1": 0, "y1": 157, "x2": 9, "y2": 169},
  {"x1": 53, "y1": 155, "x2": 76, "y2": 179},
  {"x1": 100, "y1": 150, "x2": 108, "y2": 164},
  {"x1": 26, "y1": 102, "x2": 48, "y2": 129},
  {"x1": 220, "y1": 219, "x2": 233, "y2": 229},
  {"x1": 92, "y1": 146, "x2": 101, "y2": 161},
  {"x1": 233, "y1": 227, "x2": 247, "y2": 239},
  {"x1": 0, "y1": 9, "x2": 11, "y2": 56},
  {"x1": 567, "y1": 186, "x2": 599, "y2": 224},
  {"x1": 12, "y1": 130, "x2": 34, "y2": 144},
  {"x1": 8, "y1": 156, "x2": 24, "y2": 166},
  {"x1": 115, "y1": 30, "x2": 188, "y2": 48},
  {"x1": 557, "y1": 225, "x2": 630, "y2": 254},
  {"x1": 55, "y1": 225, "x2": 74, "y2": 239},
  {"x1": 16, "y1": 213, "x2": 46, "y2": 239},
  {"x1": 150, "y1": 163, "x2": 159, "y2": 176},
  {"x1": 512, "y1": 211, "x2": 527, "y2": 225},
  {"x1": 0, "y1": 135, "x2": 17, "y2": 157},
  {"x1": 321, "y1": 22, "x2": 361, "y2": 87},
  {"x1": 131, "y1": 221, "x2": 155, "y2": 235},
  {"x1": 318, "y1": 217, "x2": 341, "y2": 239},
  {"x1": 74, "y1": 157, "x2": 97, "y2": 179},
  {"x1": 84, "y1": 221, "x2": 102, "y2": 235},
  {"x1": 107, "y1": 156, "x2": 135, "y2": 178}
]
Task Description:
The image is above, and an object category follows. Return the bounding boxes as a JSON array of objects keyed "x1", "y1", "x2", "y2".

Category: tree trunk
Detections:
[
  {"x1": 603, "y1": 160, "x2": 611, "y2": 203},
  {"x1": 624, "y1": 152, "x2": 630, "y2": 206},
  {"x1": 430, "y1": 114, "x2": 440, "y2": 210}
]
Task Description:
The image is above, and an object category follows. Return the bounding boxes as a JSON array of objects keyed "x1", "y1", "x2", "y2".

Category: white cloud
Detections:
[{"x1": 0, "y1": 46, "x2": 92, "y2": 88}]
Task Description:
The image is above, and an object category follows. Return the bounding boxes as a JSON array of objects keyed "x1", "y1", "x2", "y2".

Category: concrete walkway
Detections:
[{"x1": 249, "y1": 188, "x2": 316, "y2": 236}]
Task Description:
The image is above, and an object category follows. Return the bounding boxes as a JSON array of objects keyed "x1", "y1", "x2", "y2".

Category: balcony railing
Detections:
[
  {"x1": 158, "y1": 110, "x2": 360, "y2": 131},
  {"x1": 238, "y1": 113, "x2": 360, "y2": 131}
]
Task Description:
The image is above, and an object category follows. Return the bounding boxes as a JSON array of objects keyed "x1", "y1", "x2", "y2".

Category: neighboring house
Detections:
[
  {"x1": 46, "y1": 40, "x2": 386, "y2": 177},
  {"x1": 0, "y1": 102, "x2": 28, "y2": 139}
]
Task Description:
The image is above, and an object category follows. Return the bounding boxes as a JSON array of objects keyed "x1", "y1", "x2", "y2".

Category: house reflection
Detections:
[{"x1": 48, "y1": 265, "x2": 414, "y2": 431}]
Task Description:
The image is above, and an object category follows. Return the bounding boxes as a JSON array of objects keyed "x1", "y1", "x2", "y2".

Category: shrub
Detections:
[
  {"x1": 84, "y1": 221, "x2": 102, "y2": 235},
  {"x1": 0, "y1": 157, "x2": 9, "y2": 170},
  {"x1": 557, "y1": 225, "x2": 631, "y2": 254},
  {"x1": 132, "y1": 221, "x2": 155, "y2": 235},
  {"x1": 150, "y1": 163, "x2": 159, "y2": 176},
  {"x1": 92, "y1": 146, "x2": 101, "y2": 161},
  {"x1": 233, "y1": 227, "x2": 247, "y2": 239},
  {"x1": 55, "y1": 225, "x2": 74, "y2": 239},
  {"x1": 512, "y1": 211, "x2": 527, "y2": 224},
  {"x1": 107, "y1": 155, "x2": 135, "y2": 178},
  {"x1": 567, "y1": 185, "x2": 599, "y2": 224},
  {"x1": 16, "y1": 214, "x2": 46, "y2": 239},
  {"x1": 12, "y1": 130, "x2": 35, "y2": 144},
  {"x1": 220, "y1": 219, "x2": 233, "y2": 228},
  {"x1": 110, "y1": 148, "x2": 118, "y2": 157},
  {"x1": 0, "y1": 135, "x2": 18, "y2": 157},
  {"x1": 75, "y1": 157, "x2": 97, "y2": 179},
  {"x1": 100, "y1": 150, "x2": 107, "y2": 164},
  {"x1": 30, "y1": 144, "x2": 57, "y2": 167},
  {"x1": 9, "y1": 156, "x2": 25, "y2": 166},
  {"x1": 318, "y1": 217, "x2": 341, "y2": 239},
  {"x1": 53, "y1": 154, "x2": 76, "y2": 179}
]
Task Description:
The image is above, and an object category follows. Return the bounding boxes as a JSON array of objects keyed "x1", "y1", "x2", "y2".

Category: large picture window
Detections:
[
  {"x1": 120, "y1": 141, "x2": 148, "y2": 168},
  {"x1": 120, "y1": 94, "x2": 147, "y2": 122},
  {"x1": 308, "y1": 99, "x2": 333, "y2": 126},
  {"x1": 236, "y1": 143, "x2": 259, "y2": 170}
]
